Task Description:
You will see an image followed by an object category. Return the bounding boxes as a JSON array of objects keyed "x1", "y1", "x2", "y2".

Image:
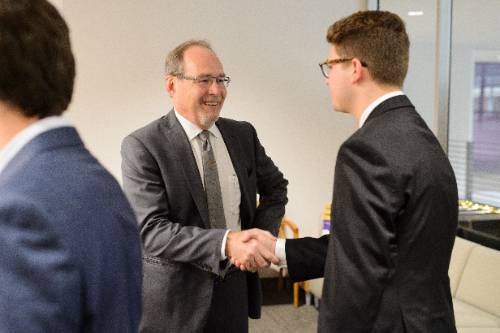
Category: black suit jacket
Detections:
[
  {"x1": 121, "y1": 110, "x2": 288, "y2": 332},
  {"x1": 286, "y1": 95, "x2": 458, "y2": 333}
]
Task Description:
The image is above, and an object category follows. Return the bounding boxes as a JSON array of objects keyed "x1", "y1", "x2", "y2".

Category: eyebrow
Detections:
[{"x1": 195, "y1": 73, "x2": 226, "y2": 77}]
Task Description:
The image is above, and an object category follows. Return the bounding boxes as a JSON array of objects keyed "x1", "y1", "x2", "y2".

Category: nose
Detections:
[{"x1": 208, "y1": 80, "x2": 225, "y2": 94}]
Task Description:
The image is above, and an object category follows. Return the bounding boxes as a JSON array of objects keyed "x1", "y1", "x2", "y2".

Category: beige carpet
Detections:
[{"x1": 249, "y1": 304, "x2": 318, "y2": 333}]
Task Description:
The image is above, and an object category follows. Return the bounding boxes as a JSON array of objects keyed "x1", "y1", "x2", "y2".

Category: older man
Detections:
[{"x1": 121, "y1": 40, "x2": 287, "y2": 333}]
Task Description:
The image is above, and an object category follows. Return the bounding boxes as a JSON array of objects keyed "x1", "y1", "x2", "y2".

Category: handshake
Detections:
[{"x1": 225, "y1": 229, "x2": 281, "y2": 272}]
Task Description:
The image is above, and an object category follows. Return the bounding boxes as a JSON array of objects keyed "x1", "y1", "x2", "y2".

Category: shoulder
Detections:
[
  {"x1": 349, "y1": 105, "x2": 429, "y2": 153},
  {"x1": 217, "y1": 117, "x2": 254, "y2": 131},
  {"x1": 121, "y1": 115, "x2": 171, "y2": 156},
  {"x1": 124, "y1": 116, "x2": 168, "y2": 142},
  {"x1": 216, "y1": 117, "x2": 257, "y2": 140},
  {"x1": 0, "y1": 192, "x2": 58, "y2": 238}
]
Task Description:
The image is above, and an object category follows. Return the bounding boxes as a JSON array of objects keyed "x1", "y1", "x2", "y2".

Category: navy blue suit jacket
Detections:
[{"x1": 0, "y1": 127, "x2": 142, "y2": 332}]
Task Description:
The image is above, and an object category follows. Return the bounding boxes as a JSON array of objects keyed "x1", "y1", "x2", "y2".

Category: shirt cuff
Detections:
[
  {"x1": 275, "y1": 238, "x2": 287, "y2": 265},
  {"x1": 220, "y1": 229, "x2": 231, "y2": 260}
]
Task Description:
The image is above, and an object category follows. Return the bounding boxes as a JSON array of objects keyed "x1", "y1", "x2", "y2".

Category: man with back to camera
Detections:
[
  {"x1": 121, "y1": 39, "x2": 288, "y2": 332},
  {"x1": 0, "y1": 0, "x2": 142, "y2": 331},
  {"x1": 238, "y1": 10, "x2": 459, "y2": 332}
]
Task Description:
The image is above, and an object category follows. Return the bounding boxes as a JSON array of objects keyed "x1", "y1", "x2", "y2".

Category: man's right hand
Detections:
[{"x1": 225, "y1": 229, "x2": 279, "y2": 272}]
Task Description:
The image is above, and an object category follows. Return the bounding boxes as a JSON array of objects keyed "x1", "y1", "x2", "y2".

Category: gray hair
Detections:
[{"x1": 164, "y1": 39, "x2": 214, "y2": 75}]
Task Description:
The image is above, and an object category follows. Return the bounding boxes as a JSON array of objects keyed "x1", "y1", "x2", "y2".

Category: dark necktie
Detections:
[{"x1": 199, "y1": 130, "x2": 227, "y2": 229}]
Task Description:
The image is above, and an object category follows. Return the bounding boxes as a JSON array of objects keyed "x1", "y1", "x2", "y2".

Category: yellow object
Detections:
[{"x1": 459, "y1": 199, "x2": 500, "y2": 214}]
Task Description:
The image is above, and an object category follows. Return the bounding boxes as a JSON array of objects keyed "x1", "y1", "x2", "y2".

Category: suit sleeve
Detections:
[
  {"x1": 250, "y1": 125, "x2": 288, "y2": 235},
  {"x1": 0, "y1": 196, "x2": 81, "y2": 332},
  {"x1": 121, "y1": 135, "x2": 227, "y2": 275},
  {"x1": 324, "y1": 140, "x2": 404, "y2": 331},
  {"x1": 286, "y1": 235, "x2": 329, "y2": 282}
]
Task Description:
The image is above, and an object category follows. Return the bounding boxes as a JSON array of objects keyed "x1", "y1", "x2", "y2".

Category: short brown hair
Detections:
[
  {"x1": 0, "y1": 0, "x2": 75, "y2": 117},
  {"x1": 327, "y1": 11, "x2": 409, "y2": 87},
  {"x1": 165, "y1": 40, "x2": 214, "y2": 75}
]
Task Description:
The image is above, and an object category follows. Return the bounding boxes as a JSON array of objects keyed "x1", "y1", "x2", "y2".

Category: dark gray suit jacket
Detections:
[
  {"x1": 0, "y1": 127, "x2": 142, "y2": 332},
  {"x1": 286, "y1": 95, "x2": 458, "y2": 333},
  {"x1": 121, "y1": 110, "x2": 288, "y2": 333}
]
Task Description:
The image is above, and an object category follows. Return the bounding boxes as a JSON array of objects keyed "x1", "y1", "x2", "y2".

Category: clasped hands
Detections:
[{"x1": 225, "y1": 229, "x2": 280, "y2": 272}]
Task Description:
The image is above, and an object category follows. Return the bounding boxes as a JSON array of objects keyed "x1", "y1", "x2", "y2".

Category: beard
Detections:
[
  {"x1": 196, "y1": 104, "x2": 222, "y2": 129},
  {"x1": 197, "y1": 96, "x2": 223, "y2": 129},
  {"x1": 198, "y1": 112, "x2": 220, "y2": 129}
]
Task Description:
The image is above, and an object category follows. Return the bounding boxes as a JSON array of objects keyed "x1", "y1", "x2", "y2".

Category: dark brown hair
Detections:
[
  {"x1": 0, "y1": 0, "x2": 75, "y2": 117},
  {"x1": 164, "y1": 40, "x2": 214, "y2": 75},
  {"x1": 327, "y1": 10, "x2": 409, "y2": 87}
]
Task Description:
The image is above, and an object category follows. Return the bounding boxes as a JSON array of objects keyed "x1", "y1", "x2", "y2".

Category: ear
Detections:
[
  {"x1": 165, "y1": 75, "x2": 176, "y2": 97},
  {"x1": 350, "y1": 58, "x2": 365, "y2": 84}
]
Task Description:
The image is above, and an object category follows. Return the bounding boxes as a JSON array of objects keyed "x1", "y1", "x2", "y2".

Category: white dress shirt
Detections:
[
  {"x1": 174, "y1": 110, "x2": 241, "y2": 259},
  {"x1": 358, "y1": 90, "x2": 404, "y2": 128},
  {"x1": 0, "y1": 116, "x2": 71, "y2": 176},
  {"x1": 275, "y1": 91, "x2": 405, "y2": 265}
]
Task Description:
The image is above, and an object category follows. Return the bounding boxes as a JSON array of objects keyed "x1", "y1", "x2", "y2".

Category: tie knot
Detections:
[
  {"x1": 199, "y1": 130, "x2": 209, "y2": 141},
  {"x1": 199, "y1": 130, "x2": 211, "y2": 151}
]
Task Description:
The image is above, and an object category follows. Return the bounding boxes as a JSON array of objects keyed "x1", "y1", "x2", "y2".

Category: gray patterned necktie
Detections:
[{"x1": 199, "y1": 130, "x2": 227, "y2": 229}]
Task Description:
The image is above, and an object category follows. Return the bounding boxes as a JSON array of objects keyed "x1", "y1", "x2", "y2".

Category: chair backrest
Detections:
[{"x1": 279, "y1": 218, "x2": 298, "y2": 239}]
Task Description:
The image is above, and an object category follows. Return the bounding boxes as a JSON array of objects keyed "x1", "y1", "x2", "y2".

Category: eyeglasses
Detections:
[
  {"x1": 319, "y1": 58, "x2": 368, "y2": 78},
  {"x1": 175, "y1": 74, "x2": 231, "y2": 87}
]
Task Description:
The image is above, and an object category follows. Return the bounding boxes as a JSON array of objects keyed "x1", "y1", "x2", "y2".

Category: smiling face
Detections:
[{"x1": 167, "y1": 45, "x2": 226, "y2": 129}]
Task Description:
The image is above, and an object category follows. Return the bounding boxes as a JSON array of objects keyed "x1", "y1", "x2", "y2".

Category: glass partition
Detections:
[{"x1": 449, "y1": 1, "x2": 500, "y2": 207}]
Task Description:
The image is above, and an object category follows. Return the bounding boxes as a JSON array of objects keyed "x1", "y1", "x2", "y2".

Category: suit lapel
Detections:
[
  {"x1": 162, "y1": 111, "x2": 210, "y2": 228},
  {"x1": 216, "y1": 120, "x2": 252, "y2": 228}
]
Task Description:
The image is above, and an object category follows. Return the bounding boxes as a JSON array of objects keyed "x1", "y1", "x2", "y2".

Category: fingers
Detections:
[
  {"x1": 227, "y1": 229, "x2": 281, "y2": 272},
  {"x1": 258, "y1": 245, "x2": 280, "y2": 265},
  {"x1": 250, "y1": 241, "x2": 269, "y2": 268},
  {"x1": 241, "y1": 228, "x2": 276, "y2": 243},
  {"x1": 235, "y1": 239, "x2": 264, "y2": 271},
  {"x1": 229, "y1": 239, "x2": 279, "y2": 272},
  {"x1": 231, "y1": 258, "x2": 245, "y2": 271}
]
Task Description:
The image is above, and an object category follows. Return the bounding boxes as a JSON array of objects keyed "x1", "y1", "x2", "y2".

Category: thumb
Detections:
[{"x1": 240, "y1": 228, "x2": 259, "y2": 242}]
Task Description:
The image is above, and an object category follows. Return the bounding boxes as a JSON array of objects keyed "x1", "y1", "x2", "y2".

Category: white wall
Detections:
[
  {"x1": 379, "y1": 0, "x2": 437, "y2": 131},
  {"x1": 60, "y1": 0, "x2": 363, "y2": 237},
  {"x1": 48, "y1": 0, "x2": 63, "y2": 11}
]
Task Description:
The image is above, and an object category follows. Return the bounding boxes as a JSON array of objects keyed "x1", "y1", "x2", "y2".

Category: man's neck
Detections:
[
  {"x1": 350, "y1": 83, "x2": 401, "y2": 123},
  {"x1": 0, "y1": 102, "x2": 38, "y2": 150}
]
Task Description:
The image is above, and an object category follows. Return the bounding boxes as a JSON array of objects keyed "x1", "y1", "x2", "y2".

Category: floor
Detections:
[
  {"x1": 249, "y1": 304, "x2": 318, "y2": 333},
  {"x1": 251, "y1": 278, "x2": 319, "y2": 332}
]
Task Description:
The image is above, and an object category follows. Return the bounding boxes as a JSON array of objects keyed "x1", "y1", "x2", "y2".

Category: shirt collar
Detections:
[
  {"x1": 359, "y1": 91, "x2": 404, "y2": 128},
  {"x1": 174, "y1": 109, "x2": 221, "y2": 140},
  {"x1": 0, "y1": 116, "x2": 72, "y2": 176}
]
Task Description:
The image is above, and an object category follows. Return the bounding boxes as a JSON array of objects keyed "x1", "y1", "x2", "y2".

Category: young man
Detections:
[
  {"x1": 0, "y1": 1, "x2": 142, "y2": 331},
  {"x1": 241, "y1": 10, "x2": 458, "y2": 333}
]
